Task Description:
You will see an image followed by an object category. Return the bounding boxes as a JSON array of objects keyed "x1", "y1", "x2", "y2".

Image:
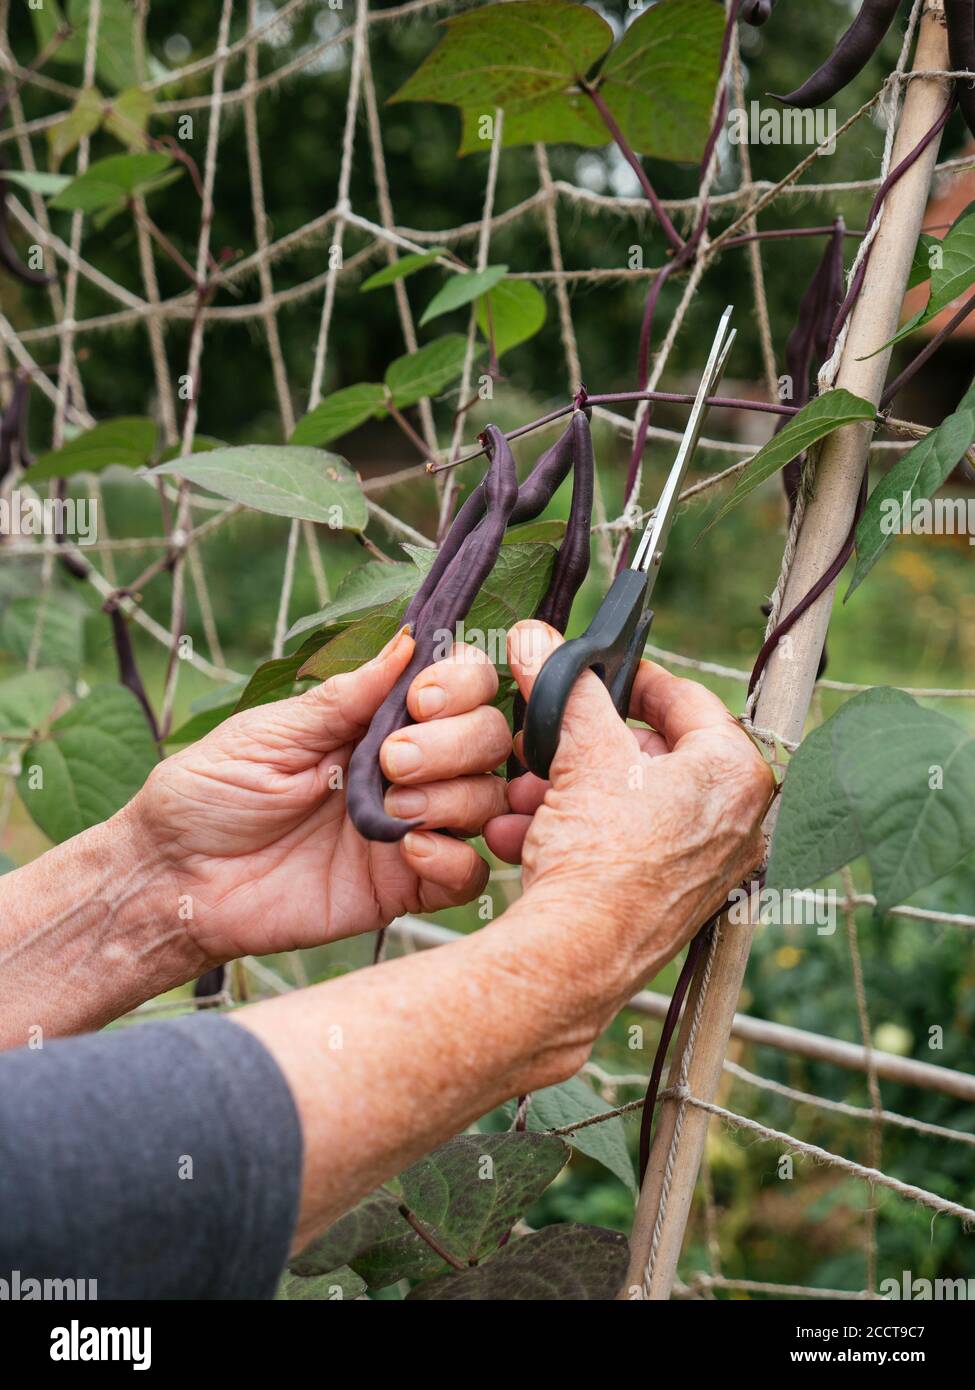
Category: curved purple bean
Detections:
[
  {"x1": 347, "y1": 425, "x2": 519, "y2": 842},
  {"x1": 741, "y1": 0, "x2": 776, "y2": 25},
  {"x1": 535, "y1": 411, "x2": 594, "y2": 631},
  {"x1": 946, "y1": 1, "x2": 975, "y2": 140},
  {"x1": 772, "y1": 0, "x2": 902, "y2": 108}
]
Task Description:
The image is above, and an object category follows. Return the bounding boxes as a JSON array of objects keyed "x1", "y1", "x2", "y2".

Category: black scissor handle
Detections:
[{"x1": 522, "y1": 567, "x2": 654, "y2": 781}]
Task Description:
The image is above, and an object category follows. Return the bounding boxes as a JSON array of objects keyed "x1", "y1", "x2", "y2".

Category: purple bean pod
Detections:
[
  {"x1": 347, "y1": 425, "x2": 519, "y2": 842},
  {"x1": 534, "y1": 411, "x2": 595, "y2": 631},
  {"x1": 741, "y1": 0, "x2": 776, "y2": 25},
  {"x1": 772, "y1": 0, "x2": 902, "y2": 109}
]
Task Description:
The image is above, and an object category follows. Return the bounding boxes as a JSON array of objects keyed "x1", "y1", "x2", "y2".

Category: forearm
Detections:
[
  {"x1": 233, "y1": 880, "x2": 679, "y2": 1254},
  {"x1": 0, "y1": 803, "x2": 206, "y2": 1048}
]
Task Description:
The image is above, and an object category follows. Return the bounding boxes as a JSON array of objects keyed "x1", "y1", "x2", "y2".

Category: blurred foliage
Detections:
[{"x1": 2, "y1": 0, "x2": 974, "y2": 1298}]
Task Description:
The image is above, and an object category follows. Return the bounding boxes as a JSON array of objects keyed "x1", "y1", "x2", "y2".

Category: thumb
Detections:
[
  {"x1": 508, "y1": 620, "x2": 633, "y2": 781},
  {"x1": 284, "y1": 624, "x2": 416, "y2": 754}
]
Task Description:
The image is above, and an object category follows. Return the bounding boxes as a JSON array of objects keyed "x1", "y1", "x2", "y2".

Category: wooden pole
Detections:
[{"x1": 624, "y1": 4, "x2": 953, "y2": 1301}]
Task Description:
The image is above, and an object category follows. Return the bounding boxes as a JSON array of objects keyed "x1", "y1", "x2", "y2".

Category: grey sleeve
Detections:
[{"x1": 0, "y1": 1013, "x2": 302, "y2": 1300}]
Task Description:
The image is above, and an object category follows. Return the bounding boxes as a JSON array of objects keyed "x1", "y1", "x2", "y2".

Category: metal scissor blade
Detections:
[{"x1": 631, "y1": 305, "x2": 735, "y2": 581}]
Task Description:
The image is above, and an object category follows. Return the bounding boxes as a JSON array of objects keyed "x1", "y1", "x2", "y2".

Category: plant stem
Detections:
[
  {"x1": 387, "y1": 401, "x2": 439, "y2": 468},
  {"x1": 580, "y1": 82, "x2": 684, "y2": 254},
  {"x1": 397, "y1": 1204, "x2": 469, "y2": 1271},
  {"x1": 723, "y1": 225, "x2": 864, "y2": 248}
]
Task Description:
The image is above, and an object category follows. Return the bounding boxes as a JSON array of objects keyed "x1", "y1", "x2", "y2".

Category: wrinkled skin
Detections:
[
  {"x1": 485, "y1": 621, "x2": 775, "y2": 993},
  {"x1": 131, "y1": 628, "x2": 509, "y2": 964}
]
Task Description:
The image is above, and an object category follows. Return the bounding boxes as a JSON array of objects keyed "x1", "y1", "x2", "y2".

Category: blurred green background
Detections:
[{"x1": 2, "y1": 0, "x2": 973, "y2": 1298}]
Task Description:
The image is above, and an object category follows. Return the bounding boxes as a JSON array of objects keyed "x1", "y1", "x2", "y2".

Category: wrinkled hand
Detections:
[
  {"x1": 485, "y1": 621, "x2": 774, "y2": 967},
  {"x1": 132, "y1": 628, "x2": 510, "y2": 963}
]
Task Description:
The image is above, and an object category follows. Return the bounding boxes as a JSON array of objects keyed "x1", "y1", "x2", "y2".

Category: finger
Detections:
[
  {"x1": 384, "y1": 774, "x2": 507, "y2": 835},
  {"x1": 406, "y1": 641, "x2": 499, "y2": 723},
  {"x1": 234, "y1": 626, "x2": 415, "y2": 764},
  {"x1": 629, "y1": 660, "x2": 742, "y2": 750},
  {"x1": 381, "y1": 705, "x2": 511, "y2": 785},
  {"x1": 507, "y1": 771, "x2": 548, "y2": 815},
  {"x1": 400, "y1": 831, "x2": 489, "y2": 899},
  {"x1": 507, "y1": 620, "x2": 633, "y2": 780},
  {"x1": 483, "y1": 813, "x2": 532, "y2": 865}
]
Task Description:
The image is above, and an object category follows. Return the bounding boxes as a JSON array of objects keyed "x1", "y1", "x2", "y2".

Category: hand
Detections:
[
  {"x1": 484, "y1": 621, "x2": 774, "y2": 981},
  {"x1": 131, "y1": 628, "x2": 510, "y2": 963}
]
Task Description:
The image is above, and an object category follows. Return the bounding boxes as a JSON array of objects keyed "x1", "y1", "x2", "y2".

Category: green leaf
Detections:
[
  {"x1": 360, "y1": 249, "x2": 447, "y2": 291},
  {"x1": 297, "y1": 602, "x2": 406, "y2": 681},
  {"x1": 848, "y1": 378, "x2": 975, "y2": 597},
  {"x1": 285, "y1": 560, "x2": 418, "y2": 642},
  {"x1": 702, "y1": 390, "x2": 876, "y2": 533},
  {"x1": 767, "y1": 687, "x2": 975, "y2": 912},
  {"x1": 419, "y1": 265, "x2": 508, "y2": 326},
  {"x1": 157, "y1": 435, "x2": 226, "y2": 465},
  {"x1": 233, "y1": 629, "x2": 343, "y2": 713},
  {"x1": 152, "y1": 446, "x2": 368, "y2": 530},
  {"x1": 598, "y1": 0, "x2": 724, "y2": 163},
  {"x1": 407, "y1": 1223, "x2": 629, "y2": 1300},
  {"x1": 31, "y1": 417, "x2": 158, "y2": 482},
  {"x1": 17, "y1": 686, "x2": 158, "y2": 844},
  {"x1": 0, "y1": 597, "x2": 86, "y2": 673},
  {"x1": 1, "y1": 171, "x2": 72, "y2": 197},
  {"x1": 834, "y1": 700, "x2": 975, "y2": 913},
  {"x1": 293, "y1": 1133, "x2": 569, "y2": 1289},
  {"x1": 275, "y1": 1268, "x2": 366, "y2": 1302},
  {"x1": 291, "y1": 1190, "x2": 439, "y2": 1287},
  {"x1": 398, "y1": 1133, "x2": 569, "y2": 1265},
  {"x1": 289, "y1": 384, "x2": 386, "y2": 448},
  {"x1": 502, "y1": 518, "x2": 566, "y2": 545},
  {"x1": 868, "y1": 203, "x2": 975, "y2": 354},
  {"x1": 390, "y1": 2, "x2": 613, "y2": 120},
  {"x1": 907, "y1": 232, "x2": 939, "y2": 291},
  {"x1": 384, "y1": 334, "x2": 473, "y2": 408},
  {"x1": 103, "y1": 88, "x2": 155, "y2": 150},
  {"x1": 50, "y1": 153, "x2": 173, "y2": 216},
  {"x1": 476, "y1": 280, "x2": 546, "y2": 356},
  {"x1": 163, "y1": 683, "x2": 248, "y2": 746},
  {"x1": 0, "y1": 670, "x2": 68, "y2": 737},
  {"x1": 767, "y1": 688, "x2": 914, "y2": 899},
  {"x1": 67, "y1": 0, "x2": 140, "y2": 92},
  {"x1": 48, "y1": 87, "x2": 103, "y2": 171},
  {"x1": 508, "y1": 1077, "x2": 636, "y2": 1194}
]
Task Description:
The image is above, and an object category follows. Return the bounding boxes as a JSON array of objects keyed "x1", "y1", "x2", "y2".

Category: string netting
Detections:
[{"x1": 1, "y1": 0, "x2": 973, "y2": 1300}]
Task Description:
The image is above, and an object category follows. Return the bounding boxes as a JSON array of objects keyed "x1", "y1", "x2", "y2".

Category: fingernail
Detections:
[
  {"x1": 404, "y1": 831, "x2": 436, "y2": 858},
  {"x1": 509, "y1": 620, "x2": 558, "y2": 675},
  {"x1": 384, "y1": 738, "x2": 422, "y2": 777},
  {"x1": 371, "y1": 624, "x2": 414, "y2": 666},
  {"x1": 416, "y1": 684, "x2": 446, "y2": 718},
  {"x1": 386, "y1": 788, "x2": 428, "y2": 819}
]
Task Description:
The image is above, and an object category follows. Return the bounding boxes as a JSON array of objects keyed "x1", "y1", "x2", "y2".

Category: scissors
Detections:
[{"x1": 522, "y1": 305, "x2": 736, "y2": 781}]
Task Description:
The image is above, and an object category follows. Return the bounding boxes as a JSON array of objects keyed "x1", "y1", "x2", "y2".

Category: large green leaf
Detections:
[
  {"x1": 0, "y1": 670, "x2": 68, "y2": 737},
  {"x1": 17, "y1": 686, "x2": 158, "y2": 844},
  {"x1": 407, "y1": 1223, "x2": 628, "y2": 1300},
  {"x1": 508, "y1": 1077, "x2": 636, "y2": 1195},
  {"x1": 397, "y1": 1133, "x2": 569, "y2": 1264},
  {"x1": 419, "y1": 265, "x2": 508, "y2": 326},
  {"x1": 31, "y1": 417, "x2": 157, "y2": 481},
  {"x1": 702, "y1": 390, "x2": 876, "y2": 533},
  {"x1": 767, "y1": 688, "x2": 914, "y2": 898},
  {"x1": 391, "y1": 2, "x2": 614, "y2": 133},
  {"x1": 40, "y1": 0, "x2": 143, "y2": 92},
  {"x1": 0, "y1": 597, "x2": 86, "y2": 673},
  {"x1": 597, "y1": 0, "x2": 724, "y2": 163},
  {"x1": 296, "y1": 602, "x2": 407, "y2": 681},
  {"x1": 289, "y1": 384, "x2": 387, "y2": 448},
  {"x1": 848, "y1": 379, "x2": 975, "y2": 597},
  {"x1": 360, "y1": 248, "x2": 447, "y2": 292},
  {"x1": 152, "y1": 446, "x2": 367, "y2": 529},
  {"x1": 384, "y1": 335, "x2": 473, "y2": 408},
  {"x1": 870, "y1": 203, "x2": 975, "y2": 354},
  {"x1": 275, "y1": 1267, "x2": 366, "y2": 1301},
  {"x1": 50, "y1": 153, "x2": 174, "y2": 218},
  {"x1": 1, "y1": 171, "x2": 71, "y2": 197},
  {"x1": 292, "y1": 1133, "x2": 569, "y2": 1289},
  {"x1": 767, "y1": 688, "x2": 975, "y2": 913},
  {"x1": 476, "y1": 280, "x2": 547, "y2": 356},
  {"x1": 232, "y1": 630, "x2": 337, "y2": 714},
  {"x1": 286, "y1": 561, "x2": 418, "y2": 642}
]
